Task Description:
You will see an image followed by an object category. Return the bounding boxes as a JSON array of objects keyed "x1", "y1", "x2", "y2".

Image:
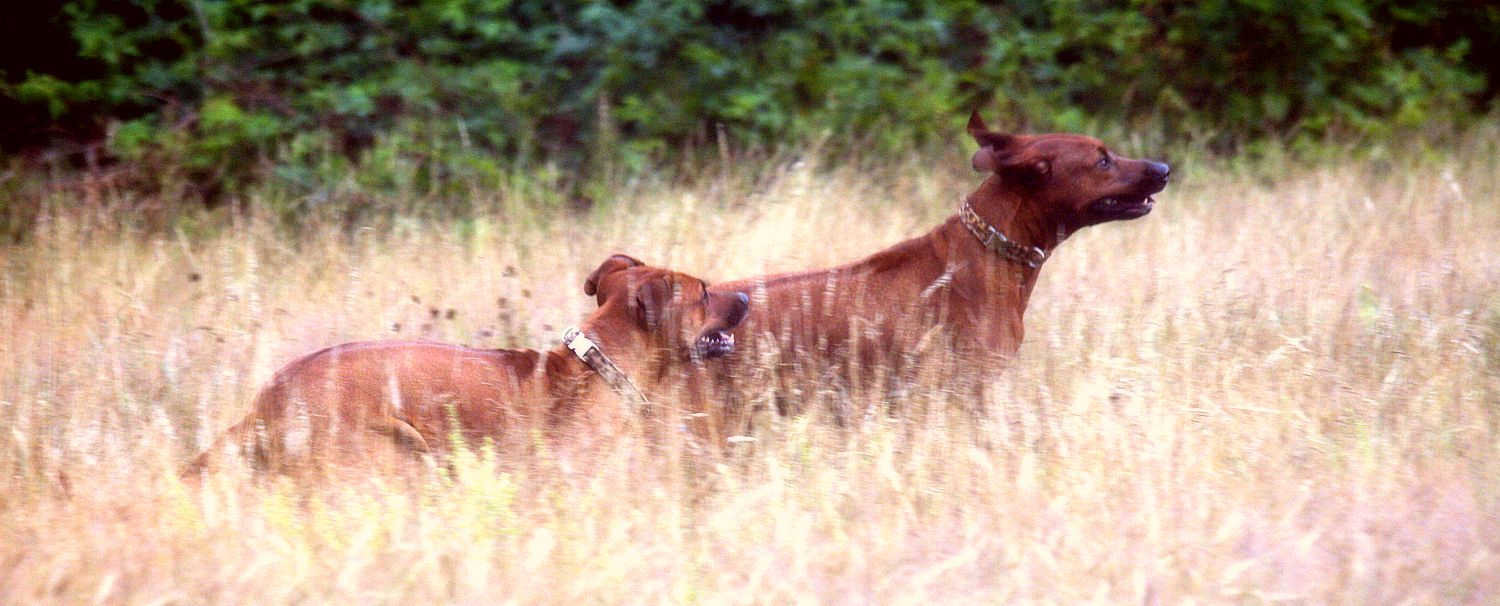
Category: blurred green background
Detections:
[{"x1": 1, "y1": 0, "x2": 1496, "y2": 211}]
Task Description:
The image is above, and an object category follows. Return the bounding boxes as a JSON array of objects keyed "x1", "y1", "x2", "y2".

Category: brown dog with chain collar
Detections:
[
  {"x1": 705, "y1": 111, "x2": 1170, "y2": 421},
  {"x1": 183, "y1": 254, "x2": 750, "y2": 477}
]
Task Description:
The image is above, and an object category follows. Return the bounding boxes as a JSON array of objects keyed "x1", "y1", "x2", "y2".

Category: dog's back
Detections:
[{"x1": 181, "y1": 341, "x2": 547, "y2": 477}]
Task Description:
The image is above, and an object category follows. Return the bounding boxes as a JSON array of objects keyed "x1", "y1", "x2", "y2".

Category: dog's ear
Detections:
[
  {"x1": 583, "y1": 254, "x2": 644, "y2": 304},
  {"x1": 968, "y1": 111, "x2": 1012, "y2": 147},
  {"x1": 975, "y1": 148, "x2": 1050, "y2": 181},
  {"x1": 968, "y1": 111, "x2": 1016, "y2": 172},
  {"x1": 631, "y1": 276, "x2": 675, "y2": 329},
  {"x1": 968, "y1": 111, "x2": 1048, "y2": 179}
]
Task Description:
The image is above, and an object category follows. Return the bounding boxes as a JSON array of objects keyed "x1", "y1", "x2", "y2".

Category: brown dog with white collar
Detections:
[
  {"x1": 706, "y1": 112, "x2": 1171, "y2": 421},
  {"x1": 183, "y1": 254, "x2": 750, "y2": 477}
]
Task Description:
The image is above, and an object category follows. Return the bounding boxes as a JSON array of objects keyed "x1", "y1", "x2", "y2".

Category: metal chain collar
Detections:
[{"x1": 957, "y1": 199, "x2": 1048, "y2": 269}]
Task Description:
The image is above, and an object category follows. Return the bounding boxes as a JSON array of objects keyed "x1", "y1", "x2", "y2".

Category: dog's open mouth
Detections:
[
  {"x1": 697, "y1": 331, "x2": 736, "y2": 358},
  {"x1": 1086, "y1": 195, "x2": 1155, "y2": 220}
]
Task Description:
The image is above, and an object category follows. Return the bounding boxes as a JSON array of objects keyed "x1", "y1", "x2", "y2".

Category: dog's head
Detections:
[
  {"x1": 968, "y1": 112, "x2": 1170, "y2": 229},
  {"x1": 580, "y1": 254, "x2": 750, "y2": 361}
]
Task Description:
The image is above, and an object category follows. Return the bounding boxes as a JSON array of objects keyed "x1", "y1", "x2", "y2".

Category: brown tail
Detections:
[
  {"x1": 181, "y1": 373, "x2": 292, "y2": 480},
  {"x1": 179, "y1": 417, "x2": 252, "y2": 480}
]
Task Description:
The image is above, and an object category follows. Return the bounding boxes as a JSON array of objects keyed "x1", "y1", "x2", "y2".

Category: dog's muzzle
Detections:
[{"x1": 696, "y1": 331, "x2": 736, "y2": 358}]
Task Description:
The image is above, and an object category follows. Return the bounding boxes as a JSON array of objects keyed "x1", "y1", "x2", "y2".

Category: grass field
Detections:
[{"x1": 2, "y1": 131, "x2": 1499, "y2": 604}]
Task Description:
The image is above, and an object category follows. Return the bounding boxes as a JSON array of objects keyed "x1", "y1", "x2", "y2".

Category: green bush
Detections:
[{"x1": 1, "y1": 0, "x2": 1494, "y2": 202}]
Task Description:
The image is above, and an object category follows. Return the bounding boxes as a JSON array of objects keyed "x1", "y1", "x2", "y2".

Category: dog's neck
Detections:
[
  {"x1": 542, "y1": 347, "x2": 595, "y2": 394},
  {"x1": 963, "y1": 176, "x2": 1068, "y2": 259},
  {"x1": 544, "y1": 329, "x2": 671, "y2": 418},
  {"x1": 560, "y1": 328, "x2": 653, "y2": 413},
  {"x1": 947, "y1": 176, "x2": 1072, "y2": 316}
]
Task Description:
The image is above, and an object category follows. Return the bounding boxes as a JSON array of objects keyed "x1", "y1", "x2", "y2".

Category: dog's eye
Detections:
[{"x1": 1096, "y1": 154, "x2": 1112, "y2": 169}]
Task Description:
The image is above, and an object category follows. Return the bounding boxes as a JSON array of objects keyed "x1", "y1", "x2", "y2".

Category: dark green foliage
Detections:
[{"x1": 1, "y1": 0, "x2": 1494, "y2": 197}]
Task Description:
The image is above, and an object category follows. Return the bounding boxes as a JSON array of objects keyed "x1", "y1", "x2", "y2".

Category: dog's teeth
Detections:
[{"x1": 699, "y1": 332, "x2": 735, "y2": 355}]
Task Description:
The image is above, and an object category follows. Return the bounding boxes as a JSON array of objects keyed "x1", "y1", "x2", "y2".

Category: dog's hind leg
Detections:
[
  {"x1": 371, "y1": 415, "x2": 431, "y2": 453},
  {"x1": 361, "y1": 415, "x2": 433, "y2": 470}
]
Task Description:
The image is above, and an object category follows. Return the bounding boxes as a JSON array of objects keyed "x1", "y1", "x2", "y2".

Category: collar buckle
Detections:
[
  {"x1": 562, "y1": 326, "x2": 596, "y2": 359},
  {"x1": 561, "y1": 326, "x2": 652, "y2": 415}
]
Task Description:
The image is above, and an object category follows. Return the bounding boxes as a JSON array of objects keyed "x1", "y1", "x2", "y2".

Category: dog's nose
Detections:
[
  {"x1": 725, "y1": 291, "x2": 751, "y2": 324},
  {"x1": 1146, "y1": 161, "x2": 1171, "y2": 181}
]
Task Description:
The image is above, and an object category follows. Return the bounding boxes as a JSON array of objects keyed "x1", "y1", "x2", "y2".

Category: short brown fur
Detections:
[
  {"x1": 183, "y1": 256, "x2": 750, "y2": 477},
  {"x1": 707, "y1": 112, "x2": 1170, "y2": 418}
]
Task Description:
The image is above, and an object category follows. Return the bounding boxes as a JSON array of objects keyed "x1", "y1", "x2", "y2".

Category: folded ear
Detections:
[
  {"x1": 632, "y1": 277, "x2": 675, "y2": 328},
  {"x1": 968, "y1": 111, "x2": 1009, "y2": 146},
  {"x1": 584, "y1": 254, "x2": 644, "y2": 304},
  {"x1": 968, "y1": 111, "x2": 1046, "y2": 178},
  {"x1": 968, "y1": 110, "x2": 1015, "y2": 172}
]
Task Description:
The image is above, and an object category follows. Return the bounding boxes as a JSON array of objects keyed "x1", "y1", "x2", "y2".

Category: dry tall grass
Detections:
[{"x1": 2, "y1": 131, "x2": 1498, "y2": 604}]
